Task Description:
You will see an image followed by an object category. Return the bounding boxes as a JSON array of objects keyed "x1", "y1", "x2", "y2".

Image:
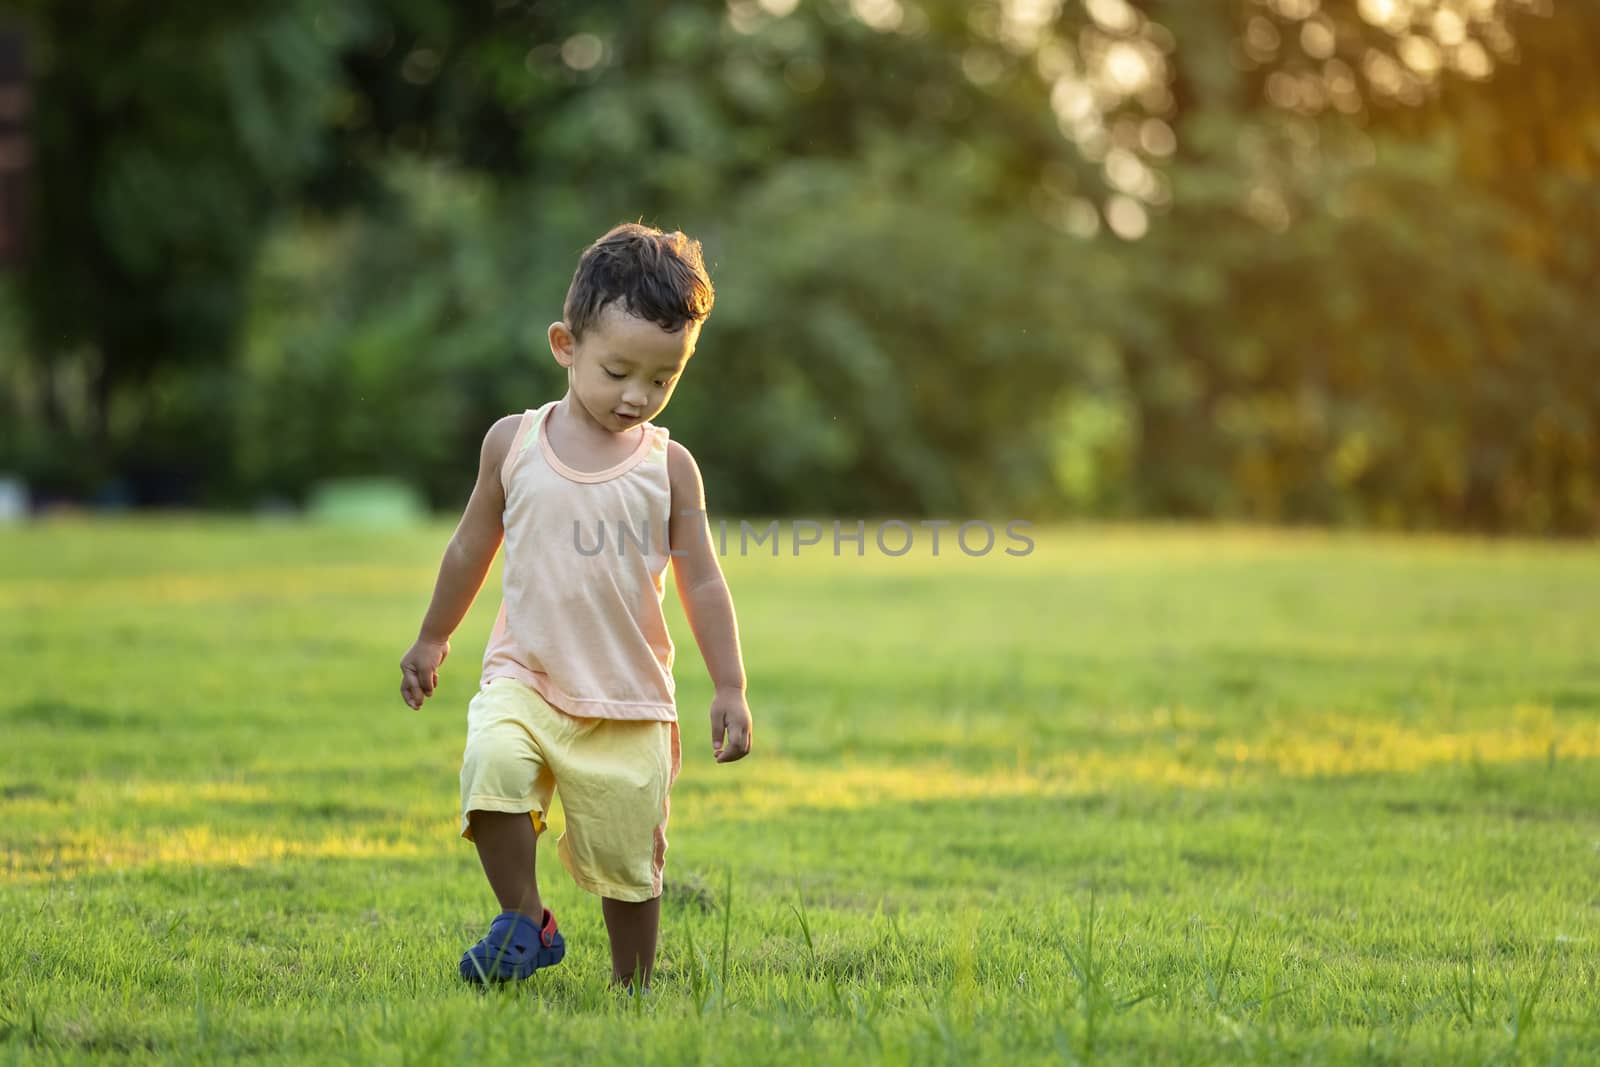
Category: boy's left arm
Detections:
[{"x1": 667, "y1": 440, "x2": 753, "y2": 764}]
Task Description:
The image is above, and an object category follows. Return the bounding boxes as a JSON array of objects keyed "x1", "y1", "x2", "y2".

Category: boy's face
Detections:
[{"x1": 549, "y1": 303, "x2": 698, "y2": 433}]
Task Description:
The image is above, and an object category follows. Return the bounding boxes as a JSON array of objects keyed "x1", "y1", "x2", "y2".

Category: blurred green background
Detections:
[{"x1": 0, "y1": 0, "x2": 1594, "y2": 533}]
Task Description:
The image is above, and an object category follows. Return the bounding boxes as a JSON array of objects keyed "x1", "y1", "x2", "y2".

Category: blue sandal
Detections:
[{"x1": 459, "y1": 909, "x2": 565, "y2": 984}]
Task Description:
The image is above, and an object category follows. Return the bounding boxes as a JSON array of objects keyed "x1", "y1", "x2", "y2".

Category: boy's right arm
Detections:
[{"x1": 399, "y1": 414, "x2": 521, "y2": 710}]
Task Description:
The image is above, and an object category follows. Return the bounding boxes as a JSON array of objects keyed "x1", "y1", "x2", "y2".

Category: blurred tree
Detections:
[
  {"x1": 0, "y1": 28, "x2": 28, "y2": 268},
  {"x1": 1108, "y1": 0, "x2": 1599, "y2": 532},
  {"x1": 7, "y1": 0, "x2": 344, "y2": 499},
  {"x1": 234, "y1": 162, "x2": 569, "y2": 506},
  {"x1": 234, "y1": 0, "x2": 1132, "y2": 515},
  {"x1": 4, "y1": 0, "x2": 1594, "y2": 531}
]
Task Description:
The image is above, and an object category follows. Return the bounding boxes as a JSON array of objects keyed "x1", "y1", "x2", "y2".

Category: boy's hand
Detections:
[
  {"x1": 709, "y1": 689, "x2": 752, "y2": 763},
  {"x1": 400, "y1": 638, "x2": 450, "y2": 710}
]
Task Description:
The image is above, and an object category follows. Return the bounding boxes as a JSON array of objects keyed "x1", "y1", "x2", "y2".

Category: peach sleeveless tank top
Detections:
[{"x1": 480, "y1": 400, "x2": 677, "y2": 721}]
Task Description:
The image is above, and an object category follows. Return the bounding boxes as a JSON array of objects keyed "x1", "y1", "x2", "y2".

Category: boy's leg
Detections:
[
  {"x1": 469, "y1": 810, "x2": 544, "y2": 920},
  {"x1": 602, "y1": 895, "x2": 660, "y2": 987},
  {"x1": 553, "y1": 716, "x2": 678, "y2": 987}
]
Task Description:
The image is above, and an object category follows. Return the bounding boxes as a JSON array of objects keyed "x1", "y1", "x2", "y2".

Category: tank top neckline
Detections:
[{"x1": 536, "y1": 402, "x2": 655, "y2": 484}]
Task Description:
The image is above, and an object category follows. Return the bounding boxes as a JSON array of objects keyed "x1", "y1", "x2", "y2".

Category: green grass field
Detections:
[{"x1": 2, "y1": 519, "x2": 1597, "y2": 1065}]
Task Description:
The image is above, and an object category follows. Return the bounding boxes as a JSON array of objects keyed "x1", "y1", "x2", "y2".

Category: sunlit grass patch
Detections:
[
  {"x1": 1, "y1": 519, "x2": 1597, "y2": 1065},
  {"x1": 5, "y1": 826, "x2": 434, "y2": 884}
]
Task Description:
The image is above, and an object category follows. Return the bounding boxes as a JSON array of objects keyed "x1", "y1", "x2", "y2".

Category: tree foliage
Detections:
[{"x1": 2, "y1": 0, "x2": 1595, "y2": 531}]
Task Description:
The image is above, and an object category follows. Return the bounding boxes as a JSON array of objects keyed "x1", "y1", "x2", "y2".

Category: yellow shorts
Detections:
[{"x1": 459, "y1": 677, "x2": 681, "y2": 903}]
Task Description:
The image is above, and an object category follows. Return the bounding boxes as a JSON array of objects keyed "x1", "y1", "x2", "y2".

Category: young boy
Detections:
[{"x1": 398, "y1": 222, "x2": 753, "y2": 989}]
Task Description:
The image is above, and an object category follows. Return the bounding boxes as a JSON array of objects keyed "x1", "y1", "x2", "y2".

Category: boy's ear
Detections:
[{"x1": 548, "y1": 321, "x2": 576, "y2": 368}]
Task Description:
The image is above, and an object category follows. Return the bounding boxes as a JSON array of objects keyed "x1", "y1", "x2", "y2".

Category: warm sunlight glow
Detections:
[
  {"x1": 1245, "y1": 0, "x2": 1544, "y2": 111},
  {"x1": 851, "y1": 0, "x2": 905, "y2": 33},
  {"x1": 1139, "y1": 117, "x2": 1176, "y2": 156},
  {"x1": 1453, "y1": 38, "x2": 1493, "y2": 77},
  {"x1": 1432, "y1": 7, "x2": 1468, "y2": 45},
  {"x1": 5, "y1": 827, "x2": 430, "y2": 884},
  {"x1": 1397, "y1": 33, "x2": 1443, "y2": 76},
  {"x1": 1085, "y1": 0, "x2": 1139, "y2": 34},
  {"x1": 663, "y1": 706, "x2": 1600, "y2": 824},
  {"x1": 1300, "y1": 18, "x2": 1337, "y2": 60},
  {"x1": 1000, "y1": 0, "x2": 1063, "y2": 53},
  {"x1": 1103, "y1": 41, "x2": 1151, "y2": 93},
  {"x1": 1358, "y1": 0, "x2": 1403, "y2": 32},
  {"x1": 1105, "y1": 195, "x2": 1149, "y2": 239},
  {"x1": 1050, "y1": 76, "x2": 1096, "y2": 122}
]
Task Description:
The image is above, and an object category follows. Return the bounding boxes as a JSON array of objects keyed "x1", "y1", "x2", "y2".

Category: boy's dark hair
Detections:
[{"x1": 563, "y1": 222, "x2": 715, "y2": 339}]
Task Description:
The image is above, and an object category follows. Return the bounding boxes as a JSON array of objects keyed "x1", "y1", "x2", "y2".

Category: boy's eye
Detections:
[{"x1": 604, "y1": 369, "x2": 625, "y2": 380}]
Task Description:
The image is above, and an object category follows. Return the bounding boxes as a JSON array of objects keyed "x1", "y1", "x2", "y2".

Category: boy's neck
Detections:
[
  {"x1": 553, "y1": 396, "x2": 646, "y2": 467},
  {"x1": 553, "y1": 393, "x2": 643, "y2": 447}
]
